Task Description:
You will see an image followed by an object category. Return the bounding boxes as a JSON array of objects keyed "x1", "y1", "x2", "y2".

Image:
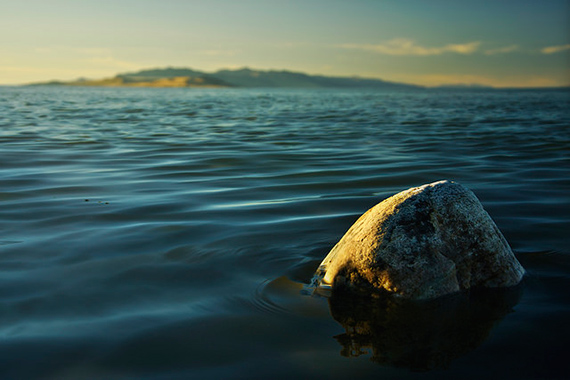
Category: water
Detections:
[{"x1": 0, "y1": 86, "x2": 568, "y2": 379}]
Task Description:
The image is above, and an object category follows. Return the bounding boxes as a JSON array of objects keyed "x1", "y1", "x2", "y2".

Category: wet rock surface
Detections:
[{"x1": 313, "y1": 180, "x2": 525, "y2": 300}]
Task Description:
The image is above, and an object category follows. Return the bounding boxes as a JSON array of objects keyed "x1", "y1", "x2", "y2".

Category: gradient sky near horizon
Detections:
[{"x1": 1, "y1": 0, "x2": 569, "y2": 87}]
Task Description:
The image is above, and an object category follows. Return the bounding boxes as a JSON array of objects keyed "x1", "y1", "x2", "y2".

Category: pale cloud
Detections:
[
  {"x1": 34, "y1": 47, "x2": 56, "y2": 54},
  {"x1": 339, "y1": 39, "x2": 481, "y2": 56},
  {"x1": 279, "y1": 42, "x2": 306, "y2": 48},
  {"x1": 81, "y1": 56, "x2": 141, "y2": 70},
  {"x1": 541, "y1": 44, "x2": 570, "y2": 54},
  {"x1": 484, "y1": 45, "x2": 519, "y2": 55},
  {"x1": 34, "y1": 46, "x2": 112, "y2": 56},
  {"x1": 0, "y1": 66, "x2": 51, "y2": 74},
  {"x1": 199, "y1": 49, "x2": 238, "y2": 57},
  {"x1": 32, "y1": 46, "x2": 142, "y2": 71},
  {"x1": 76, "y1": 47, "x2": 117, "y2": 57}
]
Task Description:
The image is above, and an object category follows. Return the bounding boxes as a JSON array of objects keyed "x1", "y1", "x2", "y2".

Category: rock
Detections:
[{"x1": 312, "y1": 180, "x2": 525, "y2": 300}]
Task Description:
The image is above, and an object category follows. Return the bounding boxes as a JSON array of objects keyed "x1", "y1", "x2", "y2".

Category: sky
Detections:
[{"x1": 1, "y1": 0, "x2": 569, "y2": 87}]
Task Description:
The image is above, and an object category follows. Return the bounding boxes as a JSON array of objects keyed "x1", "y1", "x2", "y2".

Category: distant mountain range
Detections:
[{"x1": 30, "y1": 67, "x2": 422, "y2": 89}]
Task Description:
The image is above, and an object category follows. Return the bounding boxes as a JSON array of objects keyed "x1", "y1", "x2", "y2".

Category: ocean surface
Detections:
[{"x1": 0, "y1": 86, "x2": 569, "y2": 379}]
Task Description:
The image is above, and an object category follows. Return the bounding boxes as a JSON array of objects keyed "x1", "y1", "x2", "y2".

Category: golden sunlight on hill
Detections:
[{"x1": 63, "y1": 76, "x2": 228, "y2": 88}]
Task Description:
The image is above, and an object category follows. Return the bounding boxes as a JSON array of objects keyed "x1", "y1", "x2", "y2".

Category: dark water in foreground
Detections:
[{"x1": 0, "y1": 87, "x2": 569, "y2": 379}]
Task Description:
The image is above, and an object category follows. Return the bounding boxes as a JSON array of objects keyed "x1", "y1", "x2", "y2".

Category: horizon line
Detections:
[{"x1": 4, "y1": 65, "x2": 570, "y2": 89}]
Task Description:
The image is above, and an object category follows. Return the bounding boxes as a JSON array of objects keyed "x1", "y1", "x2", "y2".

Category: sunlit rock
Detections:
[{"x1": 312, "y1": 180, "x2": 525, "y2": 300}]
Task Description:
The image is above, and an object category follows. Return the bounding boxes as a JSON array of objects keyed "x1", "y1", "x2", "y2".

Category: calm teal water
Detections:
[{"x1": 1, "y1": 86, "x2": 569, "y2": 379}]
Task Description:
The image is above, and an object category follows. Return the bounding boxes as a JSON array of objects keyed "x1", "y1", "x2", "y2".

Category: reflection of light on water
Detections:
[
  {"x1": 0, "y1": 300, "x2": 217, "y2": 340},
  {"x1": 214, "y1": 198, "x2": 296, "y2": 208},
  {"x1": 208, "y1": 196, "x2": 321, "y2": 209},
  {"x1": 192, "y1": 187, "x2": 240, "y2": 194},
  {"x1": 0, "y1": 240, "x2": 22, "y2": 246},
  {"x1": 256, "y1": 276, "x2": 331, "y2": 318}
]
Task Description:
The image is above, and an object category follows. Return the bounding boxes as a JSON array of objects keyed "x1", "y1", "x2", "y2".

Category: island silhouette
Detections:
[{"x1": 30, "y1": 67, "x2": 423, "y2": 89}]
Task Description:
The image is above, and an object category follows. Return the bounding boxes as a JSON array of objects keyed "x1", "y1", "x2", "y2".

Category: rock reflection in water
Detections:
[{"x1": 328, "y1": 286, "x2": 522, "y2": 371}]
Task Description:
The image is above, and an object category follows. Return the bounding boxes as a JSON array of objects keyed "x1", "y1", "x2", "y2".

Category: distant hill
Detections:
[
  {"x1": 32, "y1": 68, "x2": 231, "y2": 88},
  {"x1": 212, "y1": 68, "x2": 417, "y2": 89},
  {"x1": 29, "y1": 67, "x2": 422, "y2": 89}
]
